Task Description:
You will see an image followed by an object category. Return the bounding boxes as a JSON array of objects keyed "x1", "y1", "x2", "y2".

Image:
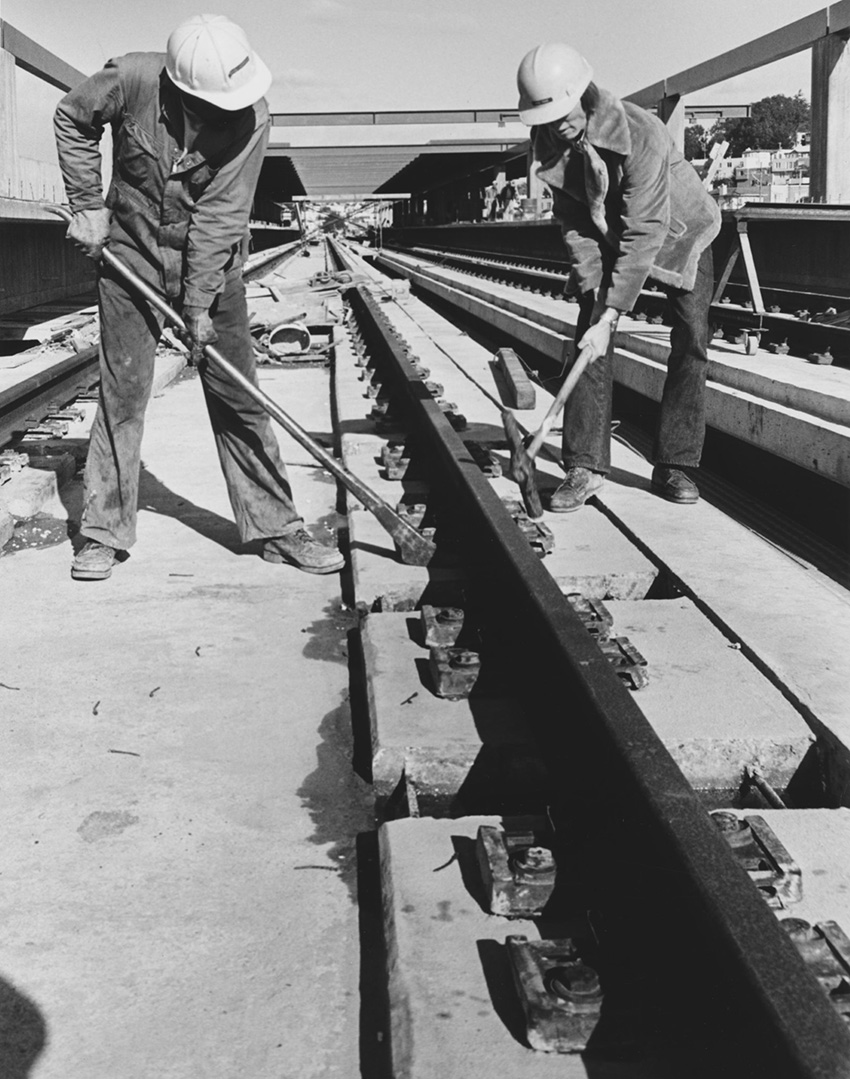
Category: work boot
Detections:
[
  {"x1": 71, "y1": 539, "x2": 118, "y2": 581},
  {"x1": 651, "y1": 466, "x2": 700, "y2": 504},
  {"x1": 263, "y1": 527, "x2": 345, "y2": 574},
  {"x1": 548, "y1": 467, "x2": 604, "y2": 512}
]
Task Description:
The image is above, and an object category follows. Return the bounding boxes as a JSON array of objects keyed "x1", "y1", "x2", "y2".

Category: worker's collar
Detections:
[
  {"x1": 158, "y1": 69, "x2": 250, "y2": 168},
  {"x1": 581, "y1": 89, "x2": 632, "y2": 156}
]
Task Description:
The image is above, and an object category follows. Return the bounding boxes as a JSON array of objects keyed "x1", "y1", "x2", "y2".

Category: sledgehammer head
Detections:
[{"x1": 502, "y1": 410, "x2": 543, "y2": 520}]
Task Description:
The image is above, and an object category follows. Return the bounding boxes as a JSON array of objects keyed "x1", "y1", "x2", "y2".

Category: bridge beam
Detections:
[
  {"x1": 0, "y1": 47, "x2": 18, "y2": 198},
  {"x1": 810, "y1": 28, "x2": 850, "y2": 202},
  {"x1": 657, "y1": 92, "x2": 686, "y2": 152}
]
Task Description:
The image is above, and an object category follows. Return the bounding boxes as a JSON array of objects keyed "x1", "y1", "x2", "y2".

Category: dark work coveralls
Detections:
[{"x1": 54, "y1": 52, "x2": 300, "y2": 551}]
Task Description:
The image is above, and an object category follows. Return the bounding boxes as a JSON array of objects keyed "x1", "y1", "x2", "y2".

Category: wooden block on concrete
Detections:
[
  {"x1": 605, "y1": 598, "x2": 815, "y2": 795},
  {"x1": 495, "y1": 347, "x2": 536, "y2": 409},
  {"x1": 361, "y1": 613, "x2": 538, "y2": 801}
]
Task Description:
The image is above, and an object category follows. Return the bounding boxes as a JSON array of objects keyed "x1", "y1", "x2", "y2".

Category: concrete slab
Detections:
[
  {"x1": 612, "y1": 346, "x2": 850, "y2": 487},
  {"x1": 361, "y1": 612, "x2": 537, "y2": 801},
  {"x1": 486, "y1": 474, "x2": 658, "y2": 600},
  {"x1": 605, "y1": 598, "x2": 814, "y2": 793},
  {"x1": 598, "y1": 442, "x2": 850, "y2": 804},
  {"x1": 380, "y1": 816, "x2": 722, "y2": 1079},
  {"x1": 0, "y1": 361, "x2": 369, "y2": 1077},
  {"x1": 348, "y1": 506, "x2": 465, "y2": 613},
  {"x1": 342, "y1": 445, "x2": 656, "y2": 606}
]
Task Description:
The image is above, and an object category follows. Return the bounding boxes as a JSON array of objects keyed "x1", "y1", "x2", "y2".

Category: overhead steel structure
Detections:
[{"x1": 254, "y1": 109, "x2": 528, "y2": 203}]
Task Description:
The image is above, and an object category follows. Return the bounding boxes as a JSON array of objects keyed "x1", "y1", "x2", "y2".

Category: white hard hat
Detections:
[
  {"x1": 517, "y1": 43, "x2": 593, "y2": 126},
  {"x1": 166, "y1": 14, "x2": 272, "y2": 111}
]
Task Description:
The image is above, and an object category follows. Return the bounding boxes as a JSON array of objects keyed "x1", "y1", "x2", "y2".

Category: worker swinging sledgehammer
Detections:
[
  {"x1": 516, "y1": 43, "x2": 721, "y2": 510},
  {"x1": 54, "y1": 14, "x2": 345, "y2": 580}
]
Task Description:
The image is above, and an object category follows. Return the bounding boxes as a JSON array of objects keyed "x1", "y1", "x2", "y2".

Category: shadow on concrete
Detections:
[
  {"x1": 606, "y1": 464, "x2": 653, "y2": 492},
  {"x1": 0, "y1": 976, "x2": 47, "y2": 1078},
  {"x1": 450, "y1": 835, "x2": 489, "y2": 913},
  {"x1": 475, "y1": 939, "x2": 528, "y2": 1047},
  {"x1": 295, "y1": 686, "x2": 373, "y2": 904},
  {"x1": 299, "y1": 600, "x2": 358, "y2": 666},
  {"x1": 49, "y1": 458, "x2": 242, "y2": 553},
  {"x1": 356, "y1": 831, "x2": 393, "y2": 1079},
  {"x1": 137, "y1": 465, "x2": 242, "y2": 552}
]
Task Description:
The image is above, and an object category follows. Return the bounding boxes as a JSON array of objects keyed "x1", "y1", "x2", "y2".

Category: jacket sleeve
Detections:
[
  {"x1": 605, "y1": 119, "x2": 671, "y2": 312},
  {"x1": 54, "y1": 61, "x2": 124, "y2": 213},
  {"x1": 182, "y1": 104, "x2": 270, "y2": 309}
]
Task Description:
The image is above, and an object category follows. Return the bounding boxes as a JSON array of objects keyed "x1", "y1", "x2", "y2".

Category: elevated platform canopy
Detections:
[{"x1": 255, "y1": 109, "x2": 528, "y2": 202}]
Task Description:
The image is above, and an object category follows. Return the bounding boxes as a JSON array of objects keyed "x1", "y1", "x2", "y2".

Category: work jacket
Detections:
[
  {"x1": 532, "y1": 88, "x2": 721, "y2": 312},
  {"x1": 54, "y1": 52, "x2": 269, "y2": 307}
]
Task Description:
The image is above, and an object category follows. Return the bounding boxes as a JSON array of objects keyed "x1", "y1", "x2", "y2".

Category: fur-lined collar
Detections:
[{"x1": 583, "y1": 88, "x2": 631, "y2": 156}]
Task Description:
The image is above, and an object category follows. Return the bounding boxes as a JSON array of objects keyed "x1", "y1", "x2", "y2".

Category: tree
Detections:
[
  {"x1": 684, "y1": 123, "x2": 707, "y2": 161},
  {"x1": 709, "y1": 92, "x2": 810, "y2": 156}
]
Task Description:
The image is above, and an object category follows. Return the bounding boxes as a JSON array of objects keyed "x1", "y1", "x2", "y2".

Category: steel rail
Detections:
[
  {"x1": 0, "y1": 241, "x2": 304, "y2": 451},
  {"x1": 386, "y1": 239, "x2": 850, "y2": 361},
  {"x1": 330, "y1": 241, "x2": 850, "y2": 1076},
  {"x1": 0, "y1": 345, "x2": 99, "y2": 448},
  {"x1": 242, "y1": 239, "x2": 306, "y2": 282}
]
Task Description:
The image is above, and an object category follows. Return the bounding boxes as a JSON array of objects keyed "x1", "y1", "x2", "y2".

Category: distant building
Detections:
[{"x1": 698, "y1": 131, "x2": 810, "y2": 208}]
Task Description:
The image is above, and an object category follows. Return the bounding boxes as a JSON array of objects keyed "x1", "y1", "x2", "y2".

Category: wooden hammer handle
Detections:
[{"x1": 526, "y1": 344, "x2": 593, "y2": 460}]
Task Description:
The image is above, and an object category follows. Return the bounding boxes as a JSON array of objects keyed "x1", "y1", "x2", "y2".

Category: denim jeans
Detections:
[
  {"x1": 80, "y1": 254, "x2": 301, "y2": 550},
  {"x1": 562, "y1": 246, "x2": 713, "y2": 473}
]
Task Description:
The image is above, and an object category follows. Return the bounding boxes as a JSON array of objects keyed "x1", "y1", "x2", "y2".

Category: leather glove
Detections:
[
  {"x1": 66, "y1": 208, "x2": 111, "y2": 260},
  {"x1": 577, "y1": 319, "x2": 613, "y2": 364},
  {"x1": 182, "y1": 306, "x2": 218, "y2": 365}
]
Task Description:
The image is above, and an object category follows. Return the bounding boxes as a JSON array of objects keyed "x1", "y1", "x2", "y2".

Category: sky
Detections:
[{"x1": 3, "y1": 0, "x2": 820, "y2": 162}]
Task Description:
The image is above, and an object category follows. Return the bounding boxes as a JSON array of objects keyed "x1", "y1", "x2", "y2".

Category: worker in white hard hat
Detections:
[
  {"x1": 517, "y1": 43, "x2": 721, "y2": 510},
  {"x1": 54, "y1": 15, "x2": 344, "y2": 579}
]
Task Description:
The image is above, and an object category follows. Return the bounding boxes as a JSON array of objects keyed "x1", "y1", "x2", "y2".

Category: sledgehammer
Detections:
[
  {"x1": 50, "y1": 206, "x2": 436, "y2": 567},
  {"x1": 502, "y1": 344, "x2": 593, "y2": 520}
]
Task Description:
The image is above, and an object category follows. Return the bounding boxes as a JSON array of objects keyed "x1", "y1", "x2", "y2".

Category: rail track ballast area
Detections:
[
  {"x1": 1, "y1": 236, "x2": 850, "y2": 1078},
  {"x1": 324, "y1": 238, "x2": 850, "y2": 1078}
]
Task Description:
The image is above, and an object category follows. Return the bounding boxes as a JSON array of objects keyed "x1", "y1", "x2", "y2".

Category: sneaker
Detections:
[
  {"x1": 263, "y1": 527, "x2": 345, "y2": 574},
  {"x1": 548, "y1": 467, "x2": 605, "y2": 512},
  {"x1": 651, "y1": 466, "x2": 700, "y2": 504},
  {"x1": 72, "y1": 540, "x2": 117, "y2": 580}
]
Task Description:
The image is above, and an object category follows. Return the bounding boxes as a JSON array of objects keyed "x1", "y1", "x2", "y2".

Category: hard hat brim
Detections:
[
  {"x1": 518, "y1": 78, "x2": 590, "y2": 126},
  {"x1": 169, "y1": 53, "x2": 273, "y2": 111}
]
